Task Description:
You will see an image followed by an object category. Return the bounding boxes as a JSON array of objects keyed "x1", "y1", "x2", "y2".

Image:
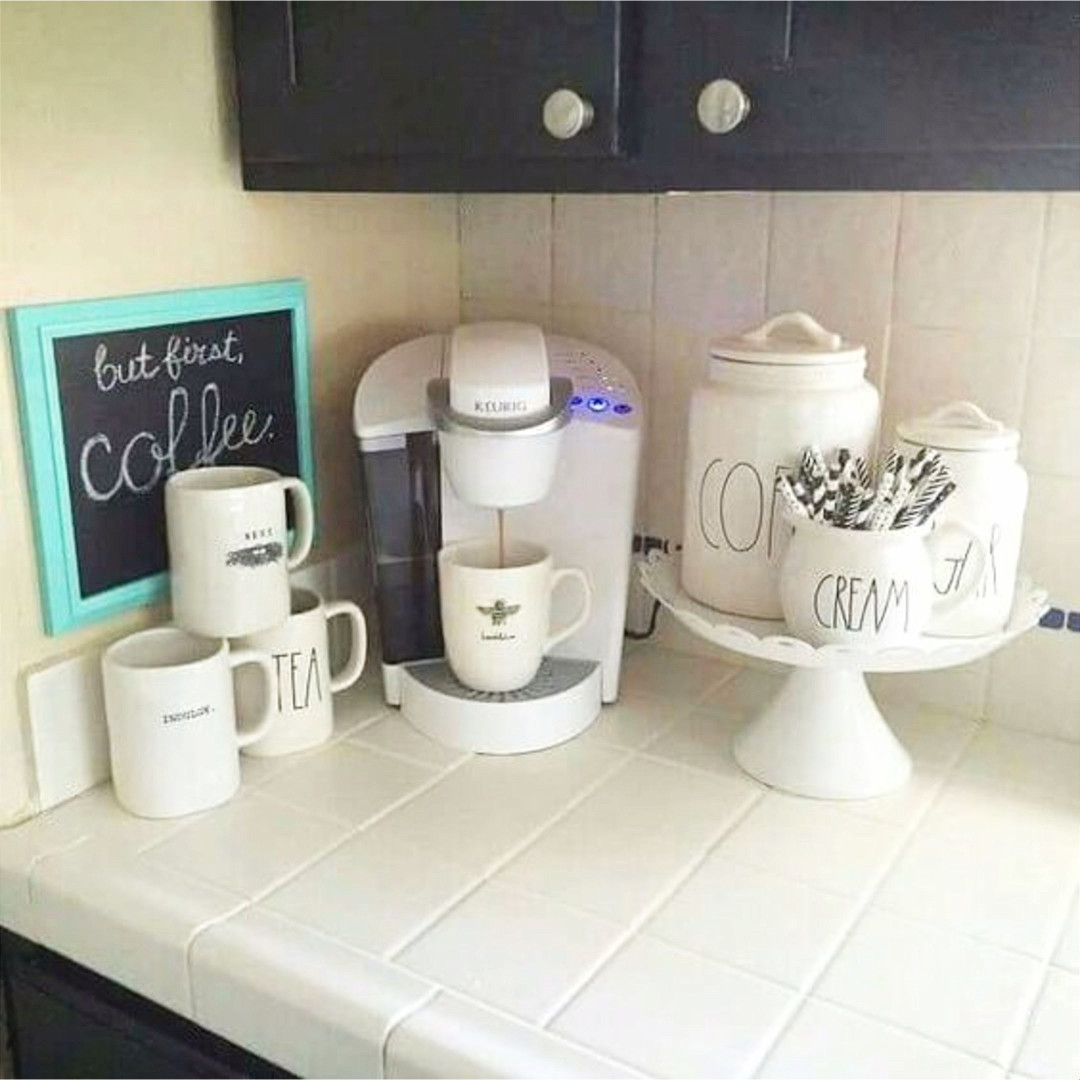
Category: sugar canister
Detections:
[
  {"x1": 895, "y1": 402, "x2": 1028, "y2": 637},
  {"x1": 682, "y1": 311, "x2": 880, "y2": 619}
]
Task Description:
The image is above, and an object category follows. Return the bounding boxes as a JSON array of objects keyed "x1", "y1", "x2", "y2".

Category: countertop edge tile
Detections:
[
  {"x1": 28, "y1": 840, "x2": 248, "y2": 1017},
  {"x1": 189, "y1": 906, "x2": 435, "y2": 1078},
  {"x1": 385, "y1": 990, "x2": 645, "y2": 1079}
]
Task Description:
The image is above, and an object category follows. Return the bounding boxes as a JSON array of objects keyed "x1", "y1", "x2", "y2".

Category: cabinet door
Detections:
[
  {"x1": 642, "y1": 1, "x2": 1080, "y2": 188},
  {"x1": 233, "y1": 1, "x2": 631, "y2": 165},
  {"x1": 1, "y1": 931, "x2": 292, "y2": 1079}
]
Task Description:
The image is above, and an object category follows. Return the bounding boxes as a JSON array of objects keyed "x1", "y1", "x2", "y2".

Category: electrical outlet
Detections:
[
  {"x1": 626, "y1": 533, "x2": 678, "y2": 635},
  {"x1": 625, "y1": 569, "x2": 656, "y2": 636}
]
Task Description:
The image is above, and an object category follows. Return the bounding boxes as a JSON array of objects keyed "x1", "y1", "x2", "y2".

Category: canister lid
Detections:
[
  {"x1": 896, "y1": 401, "x2": 1020, "y2": 452},
  {"x1": 709, "y1": 311, "x2": 865, "y2": 366}
]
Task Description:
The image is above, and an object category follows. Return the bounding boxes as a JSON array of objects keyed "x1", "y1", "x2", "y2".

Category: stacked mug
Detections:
[{"x1": 102, "y1": 466, "x2": 367, "y2": 819}]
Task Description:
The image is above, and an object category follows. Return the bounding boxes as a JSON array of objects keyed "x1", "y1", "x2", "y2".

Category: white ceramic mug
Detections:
[
  {"x1": 102, "y1": 627, "x2": 276, "y2": 818},
  {"x1": 779, "y1": 517, "x2": 988, "y2": 647},
  {"x1": 438, "y1": 539, "x2": 592, "y2": 693},
  {"x1": 166, "y1": 466, "x2": 314, "y2": 638},
  {"x1": 234, "y1": 587, "x2": 367, "y2": 757}
]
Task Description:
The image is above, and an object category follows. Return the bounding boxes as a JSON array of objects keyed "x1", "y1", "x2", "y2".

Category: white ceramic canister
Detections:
[
  {"x1": 682, "y1": 311, "x2": 880, "y2": 618},
  {"x1": 895, "y1": 402, "x2": 1028, "y2": 636}
]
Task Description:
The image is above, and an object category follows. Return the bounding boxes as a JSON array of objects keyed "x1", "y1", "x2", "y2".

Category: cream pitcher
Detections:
[
  {"x1": 682, "y1": 312, "x2": 880, "y2": 619},
  {"x1": 895, "y1": 402, "x2": 1028, "y2": 636}
]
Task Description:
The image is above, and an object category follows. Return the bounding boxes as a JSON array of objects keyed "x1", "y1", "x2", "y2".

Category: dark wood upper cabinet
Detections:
[
  {"x1": 233, "y1": 2, "x2": 631, "y2": 163},
  {"x1": 231, "y1": 1, "x2": 1080, "y2": 191}
]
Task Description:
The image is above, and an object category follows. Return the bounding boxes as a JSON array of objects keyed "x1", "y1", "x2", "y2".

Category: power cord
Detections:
[{"x1": 624, "y1": 599, "x2": 661, "y2": 640}]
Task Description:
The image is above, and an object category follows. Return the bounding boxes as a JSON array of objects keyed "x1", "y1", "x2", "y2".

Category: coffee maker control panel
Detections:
[{"x1": 547, "y1": 338, "x2": 641, "y2": 427}]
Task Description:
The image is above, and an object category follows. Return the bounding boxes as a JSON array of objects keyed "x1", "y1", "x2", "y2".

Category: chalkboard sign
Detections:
[{"x1": 8, "y1": 280, "x2": 314, "y2": 634}]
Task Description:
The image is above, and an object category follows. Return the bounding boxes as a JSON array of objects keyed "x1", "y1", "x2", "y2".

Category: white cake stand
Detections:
[{"x1": 638, "y1": 552, "x2": 1049, "y2": 800}]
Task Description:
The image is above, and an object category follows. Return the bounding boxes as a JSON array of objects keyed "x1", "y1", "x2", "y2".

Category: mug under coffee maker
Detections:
[{"x1": 439, "y1": 539, "x2": 592, "y2": 694}]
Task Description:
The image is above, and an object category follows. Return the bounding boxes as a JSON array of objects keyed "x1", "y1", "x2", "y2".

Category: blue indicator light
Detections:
[
  {"x1": 613, "y1": 403, "x2": 633, "y2": 415},
  {"x1": 570, "y1": 395, "x2": 583, "y2": 407},
  {"x1": 587, "y1": 396, "x2": 609, "y2": 412}
]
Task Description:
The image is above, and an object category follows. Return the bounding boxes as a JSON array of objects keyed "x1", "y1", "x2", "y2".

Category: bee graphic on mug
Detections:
[{"x1": 477, "y1": 599, "x2": 520, "y2": 626}]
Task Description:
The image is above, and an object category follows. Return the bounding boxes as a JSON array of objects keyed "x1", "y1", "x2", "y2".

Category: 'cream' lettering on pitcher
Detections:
[{"x1": 813, "y1": 573, "x2": 910, "y2": 633}]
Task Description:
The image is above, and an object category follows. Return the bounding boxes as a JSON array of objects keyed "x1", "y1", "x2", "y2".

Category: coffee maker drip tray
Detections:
[{"x1": 399, "y1": 658, "x2": 601, "y2": 755}]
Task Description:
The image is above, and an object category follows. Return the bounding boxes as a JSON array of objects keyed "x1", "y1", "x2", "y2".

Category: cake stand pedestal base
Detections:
[
  {"x1": 732, "y1": 667, "x2": 911, "y2": 800},
  {"x1": 637, "y1": 551, "x2": 1047, "y2": 801}
]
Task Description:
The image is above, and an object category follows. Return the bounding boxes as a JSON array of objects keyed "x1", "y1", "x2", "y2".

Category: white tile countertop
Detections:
[{"x1": 2, "y1": 644, "x2": 1078, "y2": 1079}]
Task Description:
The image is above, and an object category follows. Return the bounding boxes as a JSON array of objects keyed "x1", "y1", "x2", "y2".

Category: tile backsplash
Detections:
[{"x1": 459, "y1": 192, "x2": 1080, "y2": 739}]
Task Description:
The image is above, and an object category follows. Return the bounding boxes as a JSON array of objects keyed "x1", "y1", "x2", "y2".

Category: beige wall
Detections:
[
  {"x1": 459, "y1": 192, "x2": 1080, "y2": 738},
  {"x1": 0, "y1": 2, "x2": 459, "y2": 823},
  {"x1": 4, "y1": 3, "x2": 1078, "y2": 826}
]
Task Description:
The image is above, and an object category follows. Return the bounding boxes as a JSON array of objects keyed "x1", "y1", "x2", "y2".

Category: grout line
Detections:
[
  {"x1": 862, "y1": 891, "x2": 1078, "y2": 970},
  {"x1": 639, "y1": 191, "x2": 661, "y2": 529},
  {"x1": 1049, "y1": 882, "x2": 1080, "y2": 965},
  {"x1": 547, "y1": 193, "x2": 558, "y2": 309},
  {"x1": 1012, "y1": 193, "x2": 1052, "y2": 453},
  {"x1": 875, "y1": 193, "x2": 908, "y2": 459},
  {"x1": 237, "y1": 702, "x2": 394, "y2": 793},
  {"x1": 1001, "y1": 876, "x2": 1079, "y2": 1073},
  {"x1": 433, "y1": 987, "x2": 652, "y2": 1078},
  {"x1": 380, "y1": 984, "x2": 441, "y2": 1079},
  {"x1": 133, "y1": 815, "x2": 216, "y2": 855},
  {"x1": 635, "y1": 747, "x2": 765, "y2": 789},
  {"x1": 455, "y1": 194, "x2": 465, "y2": 320},
  {"x1": 886, "y1": 192, "x2": 909, "y2": 328},
  {"x1": 142, "y1": 753, "x2": 476, "y2": 910},
  {"x1": 247, "y1": 755, "x2": 476, "y2": 907},
  {"x1": 183, "y1": 897, "x2": 253, "y2": 1021},
  {"x1": 536, "y1": 786, "x2": 768, "y2": 1029},
  {"x1": 341, "y1": 734, "x2": 467, "y2": 774},
  {"x1": 25, "y1": 834, "x2": 91, "y2": 906},
  {"x1": 791, "y1": 995, "x2": 1009, "y2": 1073},
  {"x1": 762, "y1": 191, "x2": 776, "y2": 315},
  {"x1": 739, "y1": 717, "x2": 986, "y2": 1079},
  {"x1": 383, "y1": 749, "x2": 636, "y2": 961}
]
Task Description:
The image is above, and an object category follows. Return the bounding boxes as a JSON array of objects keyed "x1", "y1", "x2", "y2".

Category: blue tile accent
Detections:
[
  {"x1": 1040, "y1": 608, "x2": 1066, "y2": 629},
  {"x1": 1068, "y1": 611, "x2": 1080, "y2": 633}
]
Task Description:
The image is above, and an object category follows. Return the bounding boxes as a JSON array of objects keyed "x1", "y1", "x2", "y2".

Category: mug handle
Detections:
[
  {"x1": 324, "y1": 600, "x2": 368, "y2": 693},
  {"x1": 280, "y1": 477, "x2": 314, "y2": 570},
  {"x1": 927, "y1": 518, "x2": 989, "y2": 618},
  {"x1": 229, "y1": 647, "x2": 277, "y2": 749},
  {"x1": 545, "y1": 568, "x2": 592, "y2": 652}
]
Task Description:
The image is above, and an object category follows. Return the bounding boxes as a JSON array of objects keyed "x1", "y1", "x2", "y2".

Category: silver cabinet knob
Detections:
[
  {"x1": 697, "y1": 79, "x2": 752, "y2": 134},
  {"x1": 542, "y1": 88, "x2": 594, "y2": 140}
]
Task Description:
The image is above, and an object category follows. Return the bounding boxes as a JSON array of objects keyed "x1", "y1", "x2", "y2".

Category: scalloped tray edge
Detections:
[{"x1": 638, "y1": 552, "x2": 1049, "y2": 673}]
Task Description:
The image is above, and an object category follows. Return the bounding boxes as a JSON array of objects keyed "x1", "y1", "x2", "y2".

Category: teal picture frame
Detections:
[{"x1": 7, "y1": 279, "x2": 315, "y2": 635}]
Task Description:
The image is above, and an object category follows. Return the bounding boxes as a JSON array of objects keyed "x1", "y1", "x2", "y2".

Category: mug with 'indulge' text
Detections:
[{"x1": 102, "y1": 626, "x2": 275, "y2": 818}]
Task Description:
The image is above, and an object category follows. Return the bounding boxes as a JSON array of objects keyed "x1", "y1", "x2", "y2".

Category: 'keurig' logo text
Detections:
[{"x1": 473, "y1": 399, "x2": 529, "y2": 414}]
